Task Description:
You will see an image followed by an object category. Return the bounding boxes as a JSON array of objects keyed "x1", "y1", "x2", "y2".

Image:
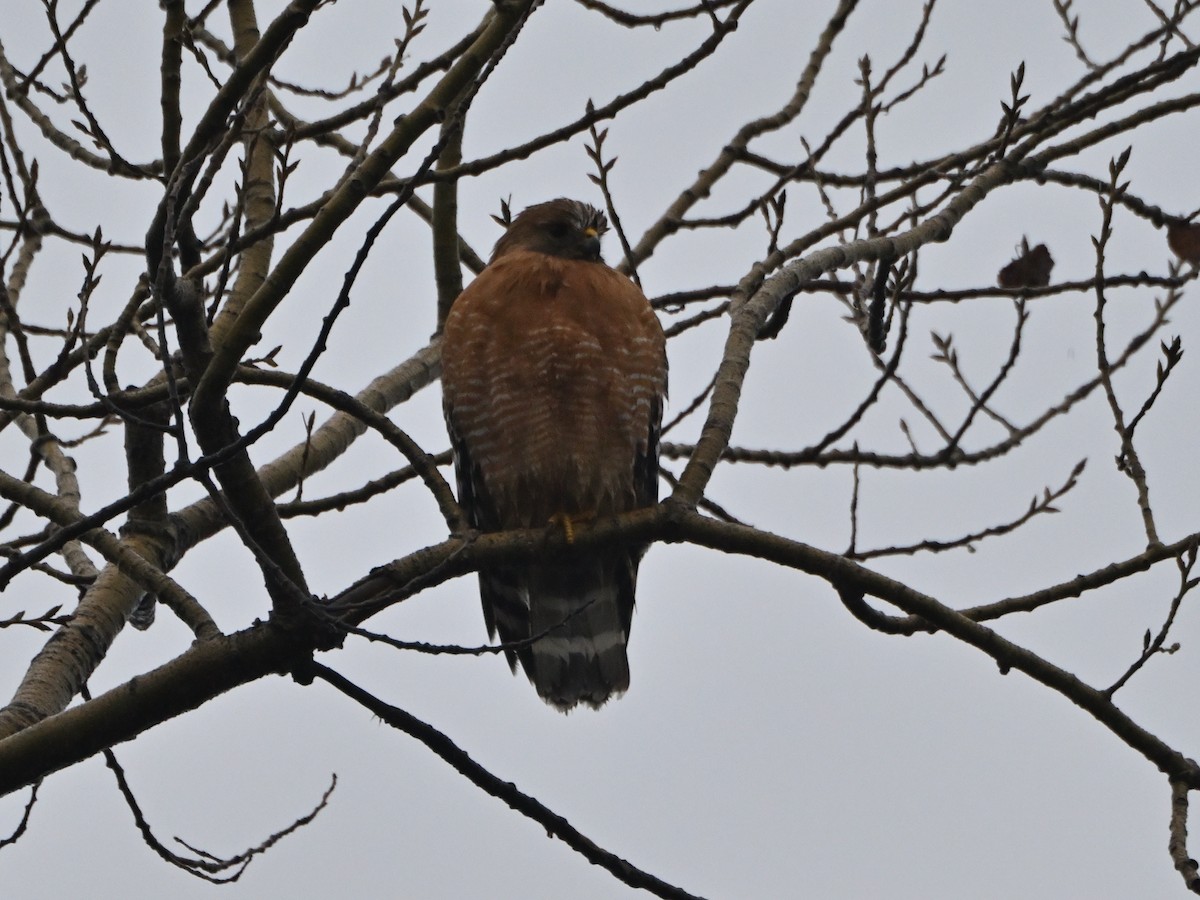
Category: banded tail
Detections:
[{"x1": 480, "y1": 551, "x2": 637, "y2": 711}]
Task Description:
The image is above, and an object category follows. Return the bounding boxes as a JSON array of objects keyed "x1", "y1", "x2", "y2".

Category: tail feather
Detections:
[
  {"x1": 479, "y1": 553, "x2": 637, "y2": 711},
  {"x1": 528, "y1": 565, "x2": 630, "y2": 710}
]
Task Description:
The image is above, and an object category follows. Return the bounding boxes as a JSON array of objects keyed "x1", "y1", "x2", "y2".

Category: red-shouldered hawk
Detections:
[{"x1": 441, "y1": 198, "x2": 667, "y2": 711}]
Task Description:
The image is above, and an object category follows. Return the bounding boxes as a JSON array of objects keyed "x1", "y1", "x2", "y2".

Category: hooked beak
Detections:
[{"x1": 582, "y1": 226, "x2": 601, "y2": 260}]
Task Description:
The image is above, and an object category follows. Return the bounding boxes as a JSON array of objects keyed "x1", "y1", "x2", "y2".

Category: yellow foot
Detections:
[
  {"x1": 548, "y1": 512, "x2": 576, "y2": 544},
  {"x1": 547, "y1": 511, "x2": 596, "y2": 545}
]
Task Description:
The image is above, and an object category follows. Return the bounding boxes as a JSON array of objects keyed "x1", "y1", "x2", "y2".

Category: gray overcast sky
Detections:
[{"x1": 2, "y1": 1, "x2": 1199, "y2": 897}]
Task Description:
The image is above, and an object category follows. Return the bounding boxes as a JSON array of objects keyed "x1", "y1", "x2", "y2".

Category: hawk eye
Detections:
[{"x1": 546, "y1": 221, "x2": 571, "y2": 239}]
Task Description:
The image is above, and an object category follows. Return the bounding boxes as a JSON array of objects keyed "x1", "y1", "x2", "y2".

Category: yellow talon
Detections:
[{"x1": 549, "y1": 512, "x2": 576, "y2": 544}]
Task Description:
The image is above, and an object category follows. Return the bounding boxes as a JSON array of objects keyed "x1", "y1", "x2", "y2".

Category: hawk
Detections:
[{"x1": 441, "y1": 198, "x2": 667, "y2": 711}]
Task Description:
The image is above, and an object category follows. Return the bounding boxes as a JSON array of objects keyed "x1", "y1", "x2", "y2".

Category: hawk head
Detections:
[{"x1": 492, "y1": 198, "x2": 609, "y2": 263}]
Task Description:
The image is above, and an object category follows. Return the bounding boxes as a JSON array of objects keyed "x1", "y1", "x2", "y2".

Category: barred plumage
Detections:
[{"x1": 441, "y1": 199, "x2": 667, "y2": 711}]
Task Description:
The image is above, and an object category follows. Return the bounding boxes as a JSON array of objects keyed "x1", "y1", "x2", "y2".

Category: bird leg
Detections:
[{"x1": 547, "y1": 511, "x2": 596, "y2": 545}]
